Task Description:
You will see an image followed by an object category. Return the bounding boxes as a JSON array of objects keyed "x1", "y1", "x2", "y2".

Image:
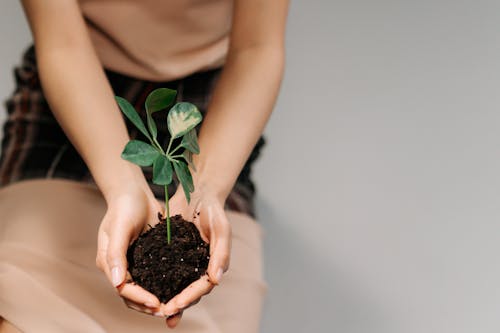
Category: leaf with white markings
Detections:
[
  {"x1": 167, "y1": 102, "x2": 202, "y2": 139},
  {"x1": 117, "y1": 88, "x2": 203, "y2": 243}
]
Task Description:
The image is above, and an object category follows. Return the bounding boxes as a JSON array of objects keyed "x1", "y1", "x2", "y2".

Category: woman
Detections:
[{"x1": 0, "y1": 0, "x2": 288, "y2": 332}]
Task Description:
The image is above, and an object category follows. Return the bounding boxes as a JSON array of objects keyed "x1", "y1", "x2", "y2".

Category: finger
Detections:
[
  {"x1": 123, "y1": 299, "x2": 156, "y2": 315},
  {"x1": 105, "y1": 221, "x2": 132, "y2": 287},
  {"x1": 206, "y1": 209, "x2": 231, "y2": 285},
  {"x1": 166, "y1": 311, "x2": 183, "y2": 329},
  {"x1": 118, "y1": 282, "x2": 161, "y2": 309},
  {"x1": 187, "y1": 298, "x2": 201, "y2": 308},
  {"x1": 160, "y1": 275, "x2": 214, "y2": 316},
  {"x1": 96, "y1": 223, "x2": 110, "y2": 275},
  {"x1": 96, "y1": 222, "x2": 118, "y2": 286},
  {"x1": 124, "y1": 299, "x2": 165, "y2": 317}
]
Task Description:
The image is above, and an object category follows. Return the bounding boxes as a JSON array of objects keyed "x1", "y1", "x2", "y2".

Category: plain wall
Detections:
[
  {"x1": 0, "y1": 3, "x2": 30, "y2": 101},
  {"x1": 1, "y1": 1, "x2": 500, "y2": 333}
]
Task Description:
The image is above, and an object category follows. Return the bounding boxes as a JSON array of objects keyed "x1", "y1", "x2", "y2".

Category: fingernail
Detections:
[
  {"x1": 153, "y1": 311, "x2": 164, "y2": 317},
  {"x1": 111, "y1": 266, "x2": 122, "y2": 287},
  {"x1": 216, "y1": 268, "x2": 223, "y2": 283}
]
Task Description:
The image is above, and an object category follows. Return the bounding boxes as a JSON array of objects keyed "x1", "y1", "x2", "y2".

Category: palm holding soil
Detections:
[
  {"x1": 96, "y1": 182, "x2": 164, "y2": 311},
  {"x1": 96, "y1": 182, "x2": 231, "y2": 327},
  {"x1": 96, "y1": 88, "x2": 230, "y2": 328},
  {"x1": 160, "y1": 185, "x2": 231, "y2": 326}
]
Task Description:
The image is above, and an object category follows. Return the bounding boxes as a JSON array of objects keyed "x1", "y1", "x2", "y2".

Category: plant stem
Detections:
[
  {"x1": 169, "y1": 144, "x2": 182, "y2": 156},
  {"x1": 153, "y1": 138, "x2": 164, "y2": 153},
  {"x1": 164, "y1": 184, "x2": 171, "y2": 244},
  {"x1": 166, "y1": 137, "x2": 174, "y2": 155}
]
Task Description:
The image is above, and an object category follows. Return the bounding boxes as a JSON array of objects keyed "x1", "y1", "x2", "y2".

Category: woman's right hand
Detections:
[{"x1": 95, "y1": 182, "x2": 165, "y2": 316}]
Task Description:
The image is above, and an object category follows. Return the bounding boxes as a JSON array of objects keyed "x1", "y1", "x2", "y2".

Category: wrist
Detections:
[
  {"x1": 191, "y1": 170, "x2": 231, "y2": 204},
  {"x1": 96, "y1": 161, "x2": 151, "y2": 204},
  {"x1": 190, "y1": 153, "x2": 238, "y2": 204}
]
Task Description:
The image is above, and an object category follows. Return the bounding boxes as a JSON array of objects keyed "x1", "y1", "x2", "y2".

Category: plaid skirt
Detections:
[{"x1": 0, "y1": 46, "x2": 265, "y2": 217}]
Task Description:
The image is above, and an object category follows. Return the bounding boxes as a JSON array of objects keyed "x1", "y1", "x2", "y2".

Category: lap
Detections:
[{"x1": 0, "y1": 179, "x2": 266, "y2": 333}]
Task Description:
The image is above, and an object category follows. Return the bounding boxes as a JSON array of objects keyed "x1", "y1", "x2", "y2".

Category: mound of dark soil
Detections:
[{"x1": 127, "y1": 214, "x2": 210, "y2": 303}]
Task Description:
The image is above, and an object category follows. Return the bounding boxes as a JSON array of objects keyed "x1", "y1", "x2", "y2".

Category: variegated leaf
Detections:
[{"x1": 167, "y1": 102, "x2": 202, "y2": 139}]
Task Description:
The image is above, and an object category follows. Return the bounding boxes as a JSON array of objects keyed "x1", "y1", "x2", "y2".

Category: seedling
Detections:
[{"x1": 115, "y1": 88, "x2": 201, "y2": 244}]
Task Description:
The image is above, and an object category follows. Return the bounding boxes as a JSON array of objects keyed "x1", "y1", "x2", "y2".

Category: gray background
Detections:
[{"x1": 1, "y1": 1, "x2": 500, "y2": 333}]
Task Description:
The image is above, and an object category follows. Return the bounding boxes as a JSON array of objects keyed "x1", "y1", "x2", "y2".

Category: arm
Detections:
[
  {"x1": 21, "y1": 0, "x2": 163, "y2": 310},
  {"x1": 20, "y1": 0, "x2": 147, "y2": 200},
  {"x1": 195, "y1": 0, "x2": 289, "y2": 200},
  {"x1": 161, "y1": 0, "x2": 289, "y2": 327}
]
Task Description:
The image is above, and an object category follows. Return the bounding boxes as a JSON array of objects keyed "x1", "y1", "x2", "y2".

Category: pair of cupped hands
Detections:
[{"x1": 95, "y1": 180, "x2": 231, "y2": 328}]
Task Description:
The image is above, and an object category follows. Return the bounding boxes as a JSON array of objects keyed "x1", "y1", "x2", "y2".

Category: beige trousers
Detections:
[{"x1": 0, "y1": 179, "x2": 266, "y2": 333}]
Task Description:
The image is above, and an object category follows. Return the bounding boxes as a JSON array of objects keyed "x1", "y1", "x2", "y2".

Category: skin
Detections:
[{"x1": 7, "y1": 0, "x2": 289, "y2": 329}]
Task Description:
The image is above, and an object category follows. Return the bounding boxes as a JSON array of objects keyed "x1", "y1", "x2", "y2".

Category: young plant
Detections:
[{"x1": 115, "y1": 88, "x2": 202, "y2": 244}]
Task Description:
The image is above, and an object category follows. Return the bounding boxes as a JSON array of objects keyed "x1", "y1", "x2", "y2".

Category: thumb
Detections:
[
  {"x1": 206, "y1": 208, "x2": 231, "y2": 285},
  {"x1": 106, "y1": 224, "x2": 131, "y2": 287}
]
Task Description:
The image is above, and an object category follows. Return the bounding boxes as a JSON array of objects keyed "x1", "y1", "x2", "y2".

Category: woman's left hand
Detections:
[{"x1": 159, "y1": 184, "x2": 231, "y2": 328}]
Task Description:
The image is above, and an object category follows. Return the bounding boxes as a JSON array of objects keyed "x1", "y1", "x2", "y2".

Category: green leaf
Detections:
[
  {"x1": 145, "y1": 88, "x2": 177, "y2": 140},
  {"x1": 173, "y1": 160, "x2": 194, "y2": 203},
  {"x1": 146, "y1": 113, "x2": 158, "y2": 141},
  {"x1": 167, "y1": 102, "x2": 202, "y2": 139},
  {"x1": 182, "y1": 149, "x2": 197, "y2": 172},
  {"x1": 121, "y1": 140, "x2": 160, "y2": 166},
  {"x1": 115, "y1": 96, "x2": 151, "y2": 141},
  {"x1": 180, "y1": 128, "x2": 200, "y2": 154},
  {"x1": 145, "y1": 88, "x2": 177, "y2": 113},
  {"x1": 152, "y1": 154, "x2": 173, "y2": 185}
]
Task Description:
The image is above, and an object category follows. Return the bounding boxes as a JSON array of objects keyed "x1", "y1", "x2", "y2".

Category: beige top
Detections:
[{"x1": 80, "y1": 0, "x2": 233, "y2": 81}]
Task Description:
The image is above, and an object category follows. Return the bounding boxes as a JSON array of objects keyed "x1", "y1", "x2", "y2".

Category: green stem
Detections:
[
  {"x1": 169, "y1": 144, "x2": 182, "y2": 156},
  {"x1": 166, "y1": 137, "x2": 174, "y2": 155},
  {"x1": 153, "y1": 138, "x2": 164, "y2": 153},
  {"x1": 165, "y1": 184, "x2": 171, "y2": 244}
]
